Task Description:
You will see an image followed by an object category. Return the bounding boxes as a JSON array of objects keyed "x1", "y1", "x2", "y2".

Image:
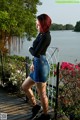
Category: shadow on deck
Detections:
[{"x1": 0, "y1": 86, "x2": 54, "y2": 120}]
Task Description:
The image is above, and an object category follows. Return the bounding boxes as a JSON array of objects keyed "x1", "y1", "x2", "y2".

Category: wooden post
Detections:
[{"x1": 54, "y1": 62, "x2": 59, "y2": 120}]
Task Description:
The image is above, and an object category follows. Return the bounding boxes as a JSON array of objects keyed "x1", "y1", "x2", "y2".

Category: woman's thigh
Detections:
[{"x1": 22, "y1": 76, "x2": 35, "y2": 90}]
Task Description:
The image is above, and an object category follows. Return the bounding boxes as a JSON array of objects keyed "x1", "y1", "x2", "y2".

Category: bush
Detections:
[
  {"x1": 59, "y1": 62, "x2": 80, "y2": 120},
  {"x1": 0, "y1": 55, "x2": 31, "y2": 93}
]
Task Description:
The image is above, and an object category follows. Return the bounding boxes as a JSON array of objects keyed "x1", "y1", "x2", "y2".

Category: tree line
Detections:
[
  {"x1": 50, "y1": 23, "x2": 74, "y2": 30},
  {"x1": 50, "y1": 21, "x2": 80, "y2": 31},
  {"x1": 74, "y1": 21, "x2": 80, "y2": 32}
]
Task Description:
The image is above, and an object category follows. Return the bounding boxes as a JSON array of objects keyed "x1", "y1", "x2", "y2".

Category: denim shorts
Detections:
[{"x1": 29, "y1": 55, "x2": 49, "y2": 82}]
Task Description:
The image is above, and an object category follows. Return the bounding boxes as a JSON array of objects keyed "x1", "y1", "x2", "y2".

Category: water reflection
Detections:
[{"x1": 6, "y1": 36, "x2": 24, "y2": 55}]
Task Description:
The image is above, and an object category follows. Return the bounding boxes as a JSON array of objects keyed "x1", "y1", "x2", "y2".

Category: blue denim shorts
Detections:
[{"x1": 29, "y1": 55, "x2": 49, "y2": 82}]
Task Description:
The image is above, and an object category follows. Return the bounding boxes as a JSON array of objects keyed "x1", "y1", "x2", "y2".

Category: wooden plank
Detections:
[{"x1": 0, "y1": 87, "x2": 33, "y2": 120}]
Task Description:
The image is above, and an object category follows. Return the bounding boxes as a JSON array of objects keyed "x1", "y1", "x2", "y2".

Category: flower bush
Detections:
[
  {"x1": 0, "y1": 56, "x2": 80, "y2": 119},
  {"x1": 0, "y1": 55, "x2": 31, "y2": 93},
  {"x1": 59, "y1": 62, "x2": 80, "y2": 120}
]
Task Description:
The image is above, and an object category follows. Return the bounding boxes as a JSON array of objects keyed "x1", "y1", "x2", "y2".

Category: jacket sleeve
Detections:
[{"x1": 29, "y1": 35, "x2": 47, "y2": 56}]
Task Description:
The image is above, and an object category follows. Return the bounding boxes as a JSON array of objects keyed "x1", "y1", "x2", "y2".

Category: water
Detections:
[
  {"x1": 51, "y1": 30, "x2": 80, "y2": 63},
  {"x1": 10, "y1": 30, "x2": 80, "y2": 64}
]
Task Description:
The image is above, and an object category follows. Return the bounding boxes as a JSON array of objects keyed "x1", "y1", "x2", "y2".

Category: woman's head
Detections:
[{"x1": 36, "y1": 14, "x2": 52, "y2": 33}]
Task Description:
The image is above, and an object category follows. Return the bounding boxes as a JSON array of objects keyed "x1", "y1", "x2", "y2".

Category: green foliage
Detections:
[
  {"x1": 50, "y1": 23, "x2": 74, "y2": 31},
  {"x1": 0, "y1": 0, "x2": 40, "y2": 38},
  {"x1": 64, "y1": 24, "x2": 74, "y2": 30},
  {"x1": 0, "y1": 11, "x2": 10, "y2": 31},
  {"x1": 74, "y1": 21, "x2": 80, "y2": 32},
  {"x1": 0, "y1": 55, "x2": 31, "y2": 92}
]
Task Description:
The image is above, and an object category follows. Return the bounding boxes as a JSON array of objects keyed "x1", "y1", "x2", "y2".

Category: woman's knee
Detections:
[{"x1": 37, "y1": 82, "x2": 47, "y2": 96}]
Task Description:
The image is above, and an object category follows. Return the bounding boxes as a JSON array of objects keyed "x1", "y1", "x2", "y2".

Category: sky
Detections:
[{"x1": 37, "y1": 0, "x2": 80, "y2": 26}]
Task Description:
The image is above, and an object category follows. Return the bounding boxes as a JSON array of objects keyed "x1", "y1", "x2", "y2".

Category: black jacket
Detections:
[{"x1": 29, "y1": 31, "x2": 51, "y2": 57}]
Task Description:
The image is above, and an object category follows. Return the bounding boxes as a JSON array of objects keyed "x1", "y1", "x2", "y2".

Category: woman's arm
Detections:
[{"x1": 29, "y1": 33, "x2": 51, "y2": 57}]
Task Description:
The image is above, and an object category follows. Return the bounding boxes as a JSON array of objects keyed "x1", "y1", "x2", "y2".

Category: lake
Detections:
[{"x1": 10, "y1": 30, "x2": 80, "y2": 64}]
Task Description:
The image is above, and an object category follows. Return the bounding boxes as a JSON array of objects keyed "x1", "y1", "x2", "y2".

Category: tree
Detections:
[
  {"x1": 50, "y1": 23, "x2": 64, "y2": 30},
  {"x1": 0, "y1": 0, "x2": 40, "y2": 55},
  {"x1": 64, "y1": 24, "x2": 74, "y2": 30},
  {"x1": 0, "y1": 0, "x2": 41, "y2": 83},
  {"x1": 50, "y1": 23, "x2": 74, "y2": 31},
  {"x1": 74, "y1": 21, "x2": 80, "y2": 32},
  {"x1": 0, "y1": 0, "x2": 40, "y2": 38}
]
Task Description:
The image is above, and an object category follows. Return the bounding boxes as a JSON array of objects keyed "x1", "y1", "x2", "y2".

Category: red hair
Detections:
[{"x1": 37, "y1": 14, "x2": 52, "y2": 33}]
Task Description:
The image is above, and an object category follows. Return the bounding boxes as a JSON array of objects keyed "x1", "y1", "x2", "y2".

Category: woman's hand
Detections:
[{"x1": 30, "y1": 64, "x2": 34, "y2": 72}]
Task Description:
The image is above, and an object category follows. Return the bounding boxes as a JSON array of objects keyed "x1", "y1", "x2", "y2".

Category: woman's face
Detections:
[{"x1": 36, "y1": 20, "x2": 41, "y2": 32}]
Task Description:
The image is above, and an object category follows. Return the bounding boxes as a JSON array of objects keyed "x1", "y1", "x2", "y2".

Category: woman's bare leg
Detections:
[
  {"x1": 36, "y1": 82, "x2": 48, "y2": 114},
  {"x1": 22, "y1": 76, "x2": 36, "y2": 106}
]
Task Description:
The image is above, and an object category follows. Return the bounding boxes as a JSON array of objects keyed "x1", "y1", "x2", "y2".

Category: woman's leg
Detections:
[
  {"x1": 21, "y1": 76, "x2": 36, "y2": 106},
  {"x1": 36, "y1": 82, "x2": 48, "y2": 114}
]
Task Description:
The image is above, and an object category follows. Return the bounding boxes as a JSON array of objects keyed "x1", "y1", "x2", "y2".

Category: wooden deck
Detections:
[{"x1": 0, "y1": 86, "x2": 54, "y2": 120}]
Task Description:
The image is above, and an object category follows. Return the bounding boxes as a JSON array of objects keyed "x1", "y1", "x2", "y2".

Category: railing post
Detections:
[
  {"x1": 25, "y1": 56, "x2": 29, "y2": 102},
  {"x1": 25, "y1": 56, "x2": 29, "y2": 78},
  {"x1": 0, "y1": 52, "x2": 5, "y2": 84},
  {"x1": 54, "y1": 62, "x2": 59, "y2": 120}
]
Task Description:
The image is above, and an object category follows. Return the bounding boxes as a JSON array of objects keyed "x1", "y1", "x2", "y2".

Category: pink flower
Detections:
[
  {"x1": 60, "y1": 62, "x2": 74, "y2": 70},
  {"x1": 75, "y1": 65, "x2": 80, "y2": 70}
]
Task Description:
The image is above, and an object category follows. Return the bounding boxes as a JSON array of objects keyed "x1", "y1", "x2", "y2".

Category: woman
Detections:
[{"x1": 22, "y1": 14, "x2": 52, "y2": 120}]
